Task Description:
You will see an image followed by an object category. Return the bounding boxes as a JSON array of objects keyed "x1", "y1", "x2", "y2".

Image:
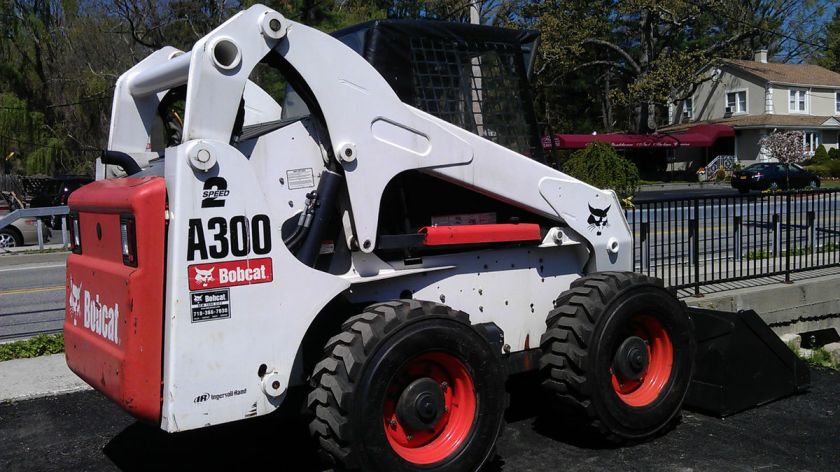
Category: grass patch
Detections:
[
  {"x1": 744, "y1": 243, "x2": 840, "y2": 260},
  {"x1": 821, "y1": 180, "x2": 840, "y2": 189},
  {"x1": 787, "y1": 340, "x2": 839, "y2": 370},
  {"x1": 0, "y1": 334, "x2": 64, "y2": 361}
]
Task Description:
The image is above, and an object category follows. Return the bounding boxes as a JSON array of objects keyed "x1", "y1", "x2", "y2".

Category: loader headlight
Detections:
[{"x1": 120, "y1": 214, "x2": 138, "y2": 267}]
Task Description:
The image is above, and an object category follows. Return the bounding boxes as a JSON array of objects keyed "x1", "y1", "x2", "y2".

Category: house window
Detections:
[
  {"x1": 726, "y1": 91, "x2": 746, "y2": 114},
  {"x1": 683, "y1": 98, "x2": 693, "y2": 119},
  {"x1": 835, "y1": 91, "x2": 840, "y2": 114},
  {"x1": 789, "y1": 89, "x2": 807, "y2": 113}
]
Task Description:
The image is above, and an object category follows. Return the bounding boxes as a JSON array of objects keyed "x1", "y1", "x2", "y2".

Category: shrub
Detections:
[
  {"x1": 813, "y1": 144, "x2": 829, "y2": 163},
  {"x1": 829, "y1": 147, "x2": 840, "y2": 161},
  {"x1": 714, "y1": 168, "x2": 726, "y2": 181},
  {"x1": 561, "y1": 142, "x2": 640, "y2": 199},
  {"x1": 806, "y1": 160, "x2": 840, "y2": 178},
  {"x1": 0, "y1": 334, "x2": 64, "y2": 361}
]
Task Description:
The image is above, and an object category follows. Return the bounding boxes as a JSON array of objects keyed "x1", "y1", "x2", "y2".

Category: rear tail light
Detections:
[
  {"x1": 120, "y1": 214, "x2": 138, "y2": 267},
  {"x1": 69, "y1": 212, "x2": 82, "y2": 254}
]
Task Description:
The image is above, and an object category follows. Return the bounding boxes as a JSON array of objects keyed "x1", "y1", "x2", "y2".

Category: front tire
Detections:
[
  {"x1": 539, "y1": 272, "x2": 695, "y2": 442},
  {"x1": 0, "y1": 228, "x2": 22, "y2": 248},
  {"x1": 308, "y1": 300, "x2": 506, "y2": 471}
]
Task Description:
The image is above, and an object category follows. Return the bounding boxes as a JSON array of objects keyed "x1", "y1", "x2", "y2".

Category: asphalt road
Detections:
[
  {"x1": 0, "y1": 252, "x2": 67, "y2": 341},
  {"x1": 1, "y1": 368, "x2": 838, "y2": 472}
]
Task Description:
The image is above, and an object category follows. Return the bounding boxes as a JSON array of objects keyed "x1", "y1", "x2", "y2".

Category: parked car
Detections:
[
  {"x1": 0, "y1": 191, "x2": 52, "y2": 248},
  {"x1": 731, "y1": 162, "x2": 821, "y2": 193}
]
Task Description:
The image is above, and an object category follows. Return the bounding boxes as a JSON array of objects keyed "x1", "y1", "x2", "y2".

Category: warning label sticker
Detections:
[
  {"x1": 287, "y1": 168, "x2": 315, "y2": 190},
  {"x1": 190, "y1": 289, "x2": 231, "y2": 323}
]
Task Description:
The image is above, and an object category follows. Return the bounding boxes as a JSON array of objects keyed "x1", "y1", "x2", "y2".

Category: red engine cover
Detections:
[{"x1": 64, "y1": 176, "x2": 166, "y2": 423}]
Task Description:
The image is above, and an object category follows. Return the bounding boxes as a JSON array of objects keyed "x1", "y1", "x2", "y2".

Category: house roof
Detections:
[
  {"x1": 660, "y1": 115, "x2": 840, "y2": 133},
  {"x1": 723, "y1": 59, "x2": 840, "y2": 87}
]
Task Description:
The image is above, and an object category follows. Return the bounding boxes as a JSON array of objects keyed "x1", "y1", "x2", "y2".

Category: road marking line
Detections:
[
  {"x1": 0, "y1": 263, "x2": 66, "y2": 273},
  {"x1": 0, "y1": 285, "x2": 65, "y2": 296}
]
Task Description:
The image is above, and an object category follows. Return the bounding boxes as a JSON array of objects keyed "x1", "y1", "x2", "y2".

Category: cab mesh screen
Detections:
[{"x1": 410, "y1": 37, "x2": 534, "y2": 156}]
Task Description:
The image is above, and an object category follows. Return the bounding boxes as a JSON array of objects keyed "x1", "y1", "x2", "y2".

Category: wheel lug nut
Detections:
[
  {"x1": 440, "y1": 381, "x2": 448, "y2": 391},
  {"x1": 406, "y1": 434, "x2": 413, "y2": 441},
  {"x1": 389, "y1": 419, "x2": 397, "y2": 428}
]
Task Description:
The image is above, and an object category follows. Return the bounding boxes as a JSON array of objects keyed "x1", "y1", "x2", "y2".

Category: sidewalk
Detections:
[
  {"x1": 0, "y1": 354, "x2": 90, "y2": 402},
  {"x1": 0, "y1": 243, "x2": 67, "y2": 255},
  {"x1": 639, "y1": 181, "x2": 729, "y2": 192}
]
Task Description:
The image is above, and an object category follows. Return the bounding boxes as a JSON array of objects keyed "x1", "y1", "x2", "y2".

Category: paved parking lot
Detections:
[{"x1": 1, "y1": 368, "x2": 838, "y2": 471}]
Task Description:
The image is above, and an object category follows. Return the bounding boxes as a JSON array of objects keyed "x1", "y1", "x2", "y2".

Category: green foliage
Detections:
[
  {"x1": 813, "y1": 144, "x2": 829, "y2": 163},
  {"x1": 0, "y1": 334, "x2": 64, "y2": 362},
  {"x1": 807, "y1": 347, "x2": 839, "y2": 369},
  {"x1": 817, "y1": 8, "x2": 840, "y2": 72},
  {"x1": 806, "y1": 160, "x2": 840, "y2": 178},
  {"x1": 829, "y1": 148, "x2": 840, "y2": 161},
  {"x1": 561, "y1": 142, "x2": 639, "y2": 199},
  {"x1": 714, "y1": 167, "x2": 726, "y2": 182}
]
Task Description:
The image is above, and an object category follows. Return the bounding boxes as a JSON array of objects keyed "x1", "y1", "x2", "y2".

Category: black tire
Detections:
[
  {"x1": 0, "y1": 228, "x2": 22, "y2": 248},
  {"x1": 539, "y1": 272, "x2": 695, "y2": 442},
  {"x1": 308, "y1": 300, "x2": 506, "y2": 471}
]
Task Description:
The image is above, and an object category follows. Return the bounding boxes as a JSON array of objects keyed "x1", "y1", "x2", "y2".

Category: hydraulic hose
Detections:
[
  {"x1": 101, "y1": 150, "x2": 142, "y2": 176},
  {"x1": 296, "y1": 169, "x2": 343, "y2": 267}
]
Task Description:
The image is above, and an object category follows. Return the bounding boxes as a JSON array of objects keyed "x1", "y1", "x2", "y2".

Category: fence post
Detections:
[
  {"x1": 785, "y1": 193, "x2": 792, "y2": 284},
  {"x1": 734, "y1": 215, "x2": 742, "y2": 261},
  {"x1": 772, "y1": 213, "x2": 781, "y2": 257},
  {"x1": 693, "y1": 200, "x2": 701, "y2": 297},
  {"x1": 640, "y1": 222, "x2": 649, "y2": 272},
  {"x1": 36, "y1": 218, "x2": 44, "y2": 250},
  {"x1": 807, "y1": 210, "x2": 816, "y2": 253}
]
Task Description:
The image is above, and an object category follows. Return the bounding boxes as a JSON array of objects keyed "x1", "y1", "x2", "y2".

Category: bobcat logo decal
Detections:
[
  {"x1": 69, "y1": 278, "x2": 83, "y2": 325},
  {"x1": 587, "y1": 204, "x2": 610, "y2": 236},
  {"x1": 193, "y1": 267, "x2": 215, "y2": 287}
]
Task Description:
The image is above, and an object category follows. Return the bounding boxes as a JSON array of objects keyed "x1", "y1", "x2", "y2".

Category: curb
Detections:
[{"x1": 0, "y1": 354, "x2": 91, "y2": 403}]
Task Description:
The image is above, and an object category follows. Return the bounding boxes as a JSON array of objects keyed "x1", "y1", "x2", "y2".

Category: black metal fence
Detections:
[{"x1": 626, "y1": 189, "x2": 840, "y2": 295}]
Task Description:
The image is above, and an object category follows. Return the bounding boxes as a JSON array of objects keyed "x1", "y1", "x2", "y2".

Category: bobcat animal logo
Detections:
[
  {"x1": 193, "y1": 267, "x2": 215, "y2": 287},
  {"x1": 69, "y1": 278, "x2": 83, "y2": 325},
  {"x1": 587, "y1": 204, "x2": 610, "y2": 236}
]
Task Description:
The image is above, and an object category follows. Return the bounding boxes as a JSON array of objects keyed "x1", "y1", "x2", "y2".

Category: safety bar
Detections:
[{"x1": 128, "y1": 51, "x2": 192, "y2": 98}]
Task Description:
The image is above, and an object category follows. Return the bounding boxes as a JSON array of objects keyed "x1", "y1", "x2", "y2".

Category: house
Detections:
[{"x1": 661, "y1": 50, "x2": 840, "y2": 172}]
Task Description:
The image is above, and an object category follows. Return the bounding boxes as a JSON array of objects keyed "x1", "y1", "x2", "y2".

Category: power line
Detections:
[
  {"x1": 0, "y1": 95, "x2": 110, "y2": 112},
  {"x1": 0, "y1": 134, "x2": 99, "y2": 154}
]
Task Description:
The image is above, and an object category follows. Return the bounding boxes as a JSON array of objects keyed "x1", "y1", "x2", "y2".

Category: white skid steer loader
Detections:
[{"x1": 64, "y1": 4, "x2": 808, "y2": 471}]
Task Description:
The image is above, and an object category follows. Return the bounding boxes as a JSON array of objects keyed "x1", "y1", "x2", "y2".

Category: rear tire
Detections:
[
  {"x1": 308, "y1": 300, "x2": 506, "y2": 471},
  {"x1": 539, "y1": 272, "x2": 695, "y2": 442}
]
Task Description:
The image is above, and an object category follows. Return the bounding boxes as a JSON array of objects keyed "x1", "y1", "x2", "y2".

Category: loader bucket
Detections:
[{"x1": 684, "y1": 307, "x2": 810, "y2": 417}]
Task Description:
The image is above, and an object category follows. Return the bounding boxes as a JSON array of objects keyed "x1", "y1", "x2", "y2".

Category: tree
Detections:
[
  {"x1": 561, "y1": 142, "x2": 640, "y2": 199},
  {"x1": 522, "y1": 0, "x2": 828, "y2": 134},
  {"x1": 759, "y1": 131, "x2": 805, "y2": 189},
  {"x1": 817, "y1": 7, "x2": 840, "y2": 72}
]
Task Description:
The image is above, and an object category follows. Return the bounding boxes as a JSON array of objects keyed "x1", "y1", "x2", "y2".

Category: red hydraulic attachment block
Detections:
[{"x1": 419, "y1": 223, "x2": 542, "y2": 246}]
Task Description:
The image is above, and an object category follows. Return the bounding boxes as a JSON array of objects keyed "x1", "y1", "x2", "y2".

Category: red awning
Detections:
[{"x1": 542, "y1": 124, "x2": 734, "y2": 150}]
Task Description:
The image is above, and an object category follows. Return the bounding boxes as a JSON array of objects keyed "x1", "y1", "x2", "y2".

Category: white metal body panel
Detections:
[{"x1": 161, "y1": 140, "x2": 348, "y2": 432}]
